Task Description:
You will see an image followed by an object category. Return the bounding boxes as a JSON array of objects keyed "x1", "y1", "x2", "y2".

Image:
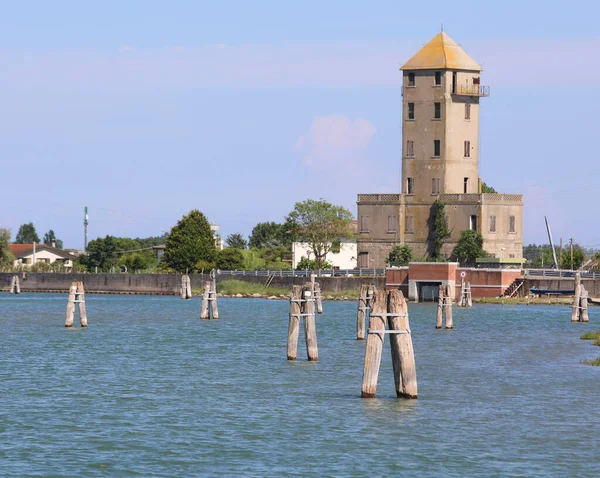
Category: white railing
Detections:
[{"x1": 217, "y1": 268, "x2": 386, "y2": 278}]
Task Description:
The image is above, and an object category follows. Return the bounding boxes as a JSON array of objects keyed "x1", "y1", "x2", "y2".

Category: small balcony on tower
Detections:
[{"x1": 452, "y1": 84, "x2": 490, "y2": 97}]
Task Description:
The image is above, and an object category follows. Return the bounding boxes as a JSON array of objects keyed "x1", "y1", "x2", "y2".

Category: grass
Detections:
[
  {"x1": 193, "y1": 280, "x2": 359, "y2": 299},
  {"x1": 580, "y1": 331, "x2": 600, "y2": 341},
  {"x1": 582, "y1": 357, "x2": 600, "y2": 366}
]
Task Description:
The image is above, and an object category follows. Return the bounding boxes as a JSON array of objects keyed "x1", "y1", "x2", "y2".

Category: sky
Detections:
[{"x1": 1, "y1": 0, "x2": 599, "y2": 250}]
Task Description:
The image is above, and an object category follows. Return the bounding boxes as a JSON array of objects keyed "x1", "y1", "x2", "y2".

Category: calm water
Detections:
[{"x1": 1, "y1": 294, "x2": 599, "y2": 477}]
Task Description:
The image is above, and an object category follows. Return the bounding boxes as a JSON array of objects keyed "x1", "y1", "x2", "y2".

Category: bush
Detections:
[
  {"x1": 386, "y1": 245, "x2": 412, "y2": 266},
  {"x1": 295, "y1": 257, "x2": 333, "y2": 270},
  {"x1": 216, "y1": 249, "x2": 245, "y2": 270}
]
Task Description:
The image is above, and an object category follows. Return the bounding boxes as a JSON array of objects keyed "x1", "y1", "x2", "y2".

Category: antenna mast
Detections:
[{"x1": 84, "y1": 207, "x2": 89, "y2": 249}]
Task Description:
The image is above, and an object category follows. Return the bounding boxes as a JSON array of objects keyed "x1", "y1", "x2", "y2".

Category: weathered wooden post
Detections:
[
  {"x1": 76, "y1": 281, "x2": 88, "y2": 327},
  {"x1": 361, "y1": 290, "x2": 417, "y2": 399},
  {"x1": 200, "y1": 281, "x2": 211, "y2": 320},
  {"x1": 10, "y1": 275, "x2": 21, "y2": 294},
  {"x1": 436, "y1": 285, "x2": 444, "y2": 329},
  {"x1": 388, "y1": 290, "x2": 418, "y2": 398},
  {"x1": 466, "y1": 282, "x2": 473, "y2": 307},
  {"x1": 580, "y1": 286, "x2": 589, "y2": 323},
  {"x1": 357, "y1": 284, "x2": 368, "y2": 340},
  {"x1": 571, "y1": 273, "x2": 581, "y2": 322},
  {"x1": 361, "y1": 290, "x2": 386, "y2": 398},
  {"x1": 181, "y1": 274, "x2": 192, "y2": 300},
  {"x1": 445, "y1": 284, "x2": 453, "y2": 329},
  {"x1": 210, "y1": 280, "x2": 219, "y2": 319},
  {"x1": 303, "y1": 284, "x2": 318, "y2": 361},
  {"x1": 287, "y1": 286, "x2": 303, "y2": 360},
  {"x1": 314, "y1": 282, "x2": 323, "y2": 314},
  {"x1": 65, "y1": 282, "x2": 77, "y2": 327}
]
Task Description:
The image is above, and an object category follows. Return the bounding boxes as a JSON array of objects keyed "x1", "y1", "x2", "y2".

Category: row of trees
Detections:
[
  {"x1": 10, "y1": 223, "x2": 64, "y2": 249},
  {"x1": 387, "y1": 229, "x2": 487, "y2": 267}
]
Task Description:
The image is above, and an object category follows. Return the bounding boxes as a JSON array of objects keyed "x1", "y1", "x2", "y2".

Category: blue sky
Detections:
[{"x1": 1, "y1": 0, "x2": 599, "y2": 249}]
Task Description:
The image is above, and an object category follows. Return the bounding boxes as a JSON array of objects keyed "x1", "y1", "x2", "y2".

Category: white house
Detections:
[
  {"x1": 291, "y1": 221, "x2": 358, "y2": 270},
  {"x1": 9, "y1": 243, "x2": 75, "y2": 270}
]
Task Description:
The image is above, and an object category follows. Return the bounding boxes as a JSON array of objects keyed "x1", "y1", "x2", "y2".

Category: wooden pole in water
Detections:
[
  {"x1": 287, "y1": 285, "x2": 302, "y2": 360},
  {"x1": 303, "y1": 284, "x2": 318, "y2": 361},
  {"x1": 357, "y1": 284, "x2": 368, "y2": 340},
  {"x1": 466, "y1": 281, "x2": 472, "y2": 307},
  {"x1": 10, "y1": 275, "x2": 20, "y2": 294},
  {"x1": 65, "y1": 281, "x2": 77, "y2": 327},
  {"x1": 436, "y1": 285, "x2": 443, "y2": 329},
  {"x1": 314, "y1": 282, "x2": 323, "y2": 314},
  {"x1": 361, "y1": 289, "x2": 387, "y2": 398},
  {"x1": 580, "y1": 286, "x2": 589, "y2": 323},
  {"x1": 210, "y1": 280, "x2": 219, "y2": 319},
  {"x1": 77, "y1": 281, "x2": 88, "y2": 327},
  {"x1": 388, "y1": 290, "x2": 418, "y2": 399},
  {"x1": 445, "y1": 284, "x2": 453, "y2": 329},
  {"x1": 181, "y1": 274, "x2": 192, "y2": 299},
  {"x1": 200, "y1": 281, "x2": 211, "y2": 320},
  {"x1": 571, "y1": 273, "x2": 581, "y2": 322}
]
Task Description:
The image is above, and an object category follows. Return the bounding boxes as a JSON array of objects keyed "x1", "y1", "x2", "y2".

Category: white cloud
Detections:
[{"x1": 295, "y1": 114, "x2": 377, "y2": 170}]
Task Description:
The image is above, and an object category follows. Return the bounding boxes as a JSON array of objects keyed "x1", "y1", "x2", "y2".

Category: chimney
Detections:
[{"x1": 51, "y1": 240, "x2": 56, "y2": 248}]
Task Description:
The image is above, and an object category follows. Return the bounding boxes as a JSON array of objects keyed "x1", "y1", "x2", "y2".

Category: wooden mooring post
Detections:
[
  {"x1": 287, "y1": 283, "x2": 318, "y2": 361},
  {"x1": 200, "y1": 280, "x2": 218, "y2": 319},
  {"x1": 10, "y1": 275, "x2": 20, "y2": 294},
  {"x1": 436, "y1": 285, "x2": 453, "y2": 329},
  {"x1": 361, "y1": 289, "x2": 417, "y2": 399},
  {"x1": 65, "y1": 281, "x2": 87, "y2": 327},
  {"x1": 457, "y1": 280, "x2": 472, "y2": 307},
  {"x1": 357, "y1": 284, "x2": 375, "y2": 340},
  {"x1": 181, "y1": 274, "x2": 192, "y2": 300},
  {"x1": 571, "y1": 273, "x2": 589, "y2": 323},
  {"x1": 313, "y1": 282, "x2": 323, "y2": 314}
]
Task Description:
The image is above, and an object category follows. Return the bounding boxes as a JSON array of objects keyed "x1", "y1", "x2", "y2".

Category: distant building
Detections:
[
  {"x1": 292, "y1": 221, "x2": 358, "y2": 270},
  {"x1": 357, "y1": 32, "x2": 524, "y2": 268},
  {"x1": 152, "y1": 244, "x2": 166, "y2": 261},
  {"x1": 9, "y1": 243, "x2": 75, "y2": 270},
  {"x1": 210, "y1": 222, "x2": 224, "y2": 250}
]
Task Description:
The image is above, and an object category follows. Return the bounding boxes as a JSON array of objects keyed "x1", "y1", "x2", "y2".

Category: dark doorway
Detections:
[{"x1": 418, "y1": 282, "x2": 442, "y2": 302}]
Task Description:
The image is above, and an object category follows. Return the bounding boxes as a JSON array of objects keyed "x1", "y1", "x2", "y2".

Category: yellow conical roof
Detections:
[{"x1": 400, "y1": 32, "x2": 482, "y2": 71}]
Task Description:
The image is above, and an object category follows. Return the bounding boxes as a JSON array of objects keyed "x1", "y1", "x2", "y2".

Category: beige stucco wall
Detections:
[{"x1": 14, "y1": 250, "x2": 73, "y2": 267}]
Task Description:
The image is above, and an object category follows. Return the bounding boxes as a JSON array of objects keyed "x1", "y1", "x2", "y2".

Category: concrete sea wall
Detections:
[{"x1": 0, "y1": 272, "x2": 384, "y2": 295}]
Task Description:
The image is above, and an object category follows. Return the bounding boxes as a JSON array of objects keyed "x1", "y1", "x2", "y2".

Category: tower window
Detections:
[
  {"x1": 489, "y1": 215, "x2": 496, "y2": 233},
  {"x1": 408, "y1": 72, "x2": 415, "y2": 87},
  {"x1": 388, "y1": 216, "x2": 397, "y2": 232},
  {"x1": 360, "y1": 216, "x2": 369, "y2": 232},
  {"x1": 407, "y1": 177, "x2": 414, "y2": 194},
  {"x1": 464, "y1": 140, "x2": 471, "y2": 158},
  {"x1": 358, "y1": 252, "x2": 369, "y2": 268},
  {"x1": 509, "y1": 216, "x2": 516, "y2": 233},
  {"x1": 470, "y1": 215, "x2": 478, "y2": 231},
  {"x1": 408, "y1": 103, "x2": 415, "y2": 120},
  {"x1": 432, "y1": 178, "x2": 440, "y2": 195},
  {"x1": 464, "y1": 177, "x2": 469, "y2": 193},
  {"x1": 465, "y1": 103, "x2": 471, "y2": 120},
  {"x1": 434, "y1": 102, "x2": 441, "y2": 119},
  {"x1": 433, "y1": 140, "x2": 441, "y2": 157},
  {"x1": 405, "y1": 216, "x2": 414, "y2": 234},
  {"x1": 406, "y1": 140, "x2": 414, "y2": 157},
  {"x1": 434, "y1": 71, "x2": 442, "y2": 86}
]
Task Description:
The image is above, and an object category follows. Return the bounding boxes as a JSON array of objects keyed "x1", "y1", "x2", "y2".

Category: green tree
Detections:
[
  {"x1": 481, "y1": 181, "x2": 498, "y2": 193},
  {"x1": 560, "y1": 243, "x2": 584, "y2": 270},
  {"x1": 216, "y1": 248, "x2": 245, "y2": 270},
  {"x1": 295, "y1": 256, "x2": 333, "y2": 270},
  {"x1": 0, "y1": 228, "x2": 15, "y2": 268},
  {"x1": 119, "y1": 253, "x2": 153, "y2": 272},
  {"x1": 428, "y1": 199, "x2": 451, "y2": 259},
  {"x1": 43, "y1": 230, "x2": 64, "y2": 249},
  {"x1": 225, "y1": 233, "x2": 247, "y2": 249},
  {"x1": 80, "y1": 235, "x2": 118, "y2": 271},
  {"x1": 15, "y1": 222, "x2": 40, "y2": 244},
  {"x1": 386, "y1": 245, "x2": 413, "y2": 266},
  {"x1": 163, "y1": 209, "x2": 217, "y2": 272},
  {"x1": 248, "y1": 222, "x2": 284, "y2": 249},
  {"x1": 451, "y1": 230, "x2": 488, "y2": 266},
  {"x1": 286, "y1": 198, "x2": 354, "y2": 270}
]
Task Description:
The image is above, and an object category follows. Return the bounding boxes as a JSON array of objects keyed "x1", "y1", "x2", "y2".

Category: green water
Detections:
[{"x1": 1, "y1": 294, "x2": 599, "y2": 477}]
